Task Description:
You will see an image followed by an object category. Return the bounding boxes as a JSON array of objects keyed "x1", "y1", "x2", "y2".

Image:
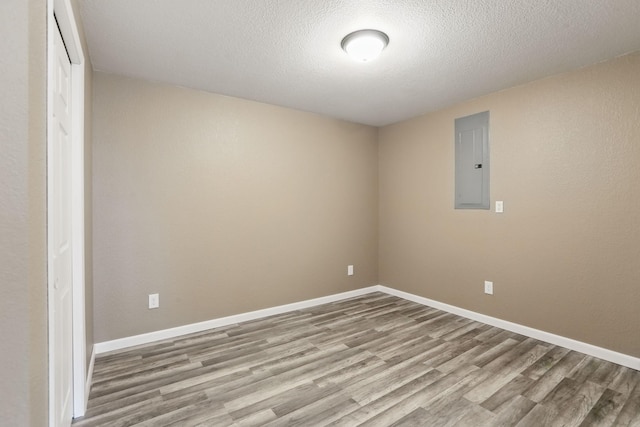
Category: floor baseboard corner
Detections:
[
  {"x1": 377, "y1": 285, "x2": 640, "y2": 371},
  {"x1": 94, "y1": 285, "x2": 380, "y2": 355}
]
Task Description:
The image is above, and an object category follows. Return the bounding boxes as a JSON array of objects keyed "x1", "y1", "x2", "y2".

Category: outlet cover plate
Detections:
[
  {"x1": 484, "y1": 281, "x2": 493, "y2": 295},
  {"x1": 149, "y1": 293, "x2": 159, "y2": 309},
  {"x1": 347, "y1": 265, "x2": 354, "y2": 276}
]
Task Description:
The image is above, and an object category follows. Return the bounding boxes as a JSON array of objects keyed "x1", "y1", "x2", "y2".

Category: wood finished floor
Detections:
[{"x1": 74, "y1": 293, "x2": 640, "y2": 427}]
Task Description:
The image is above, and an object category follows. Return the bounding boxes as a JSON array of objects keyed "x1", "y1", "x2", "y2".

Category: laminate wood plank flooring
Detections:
[{"x1": 74, "y1": 292, "x2": 640, "y2": 426}]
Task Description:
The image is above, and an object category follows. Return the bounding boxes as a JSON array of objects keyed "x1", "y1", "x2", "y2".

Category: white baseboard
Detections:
[
  {"x1": 94, "y1": 284, "x2": 639, "y2": 371},
  {"x1": 377, "y1": 285, "x2": 640, "y2": 371},
  {"x1": 94, "y1": 286, "x2": 380, "y2": 354}
]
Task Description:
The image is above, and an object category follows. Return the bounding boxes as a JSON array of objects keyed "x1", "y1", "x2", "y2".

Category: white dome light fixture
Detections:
[{"x1": 341, "y1": 29, "x2": 389, "y2": 62}]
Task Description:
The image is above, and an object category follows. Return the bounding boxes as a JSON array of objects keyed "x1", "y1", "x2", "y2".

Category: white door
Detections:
[{"x1": 49, "y1": 22, "x2": 74, "y2": 427}]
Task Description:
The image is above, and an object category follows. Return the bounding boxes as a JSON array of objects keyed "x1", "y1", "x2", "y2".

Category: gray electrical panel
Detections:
[{"x1": 455, "y1": 111, "x2": 490, "y2": 209}]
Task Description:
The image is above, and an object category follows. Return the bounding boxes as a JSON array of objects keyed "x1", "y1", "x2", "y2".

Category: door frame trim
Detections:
[{"x1": 47, "y1": 0, "x2": 87, "y2": 422}]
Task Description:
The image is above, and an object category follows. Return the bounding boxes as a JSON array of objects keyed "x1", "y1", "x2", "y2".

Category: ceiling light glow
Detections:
[{"x1": 341, "y1": 29, "x2": 389, "y2": 62}]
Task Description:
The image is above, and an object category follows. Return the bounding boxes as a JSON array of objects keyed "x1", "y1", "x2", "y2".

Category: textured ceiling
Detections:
[{"x1": 80, "y1": 0, "x2": 640, "y2": 126}]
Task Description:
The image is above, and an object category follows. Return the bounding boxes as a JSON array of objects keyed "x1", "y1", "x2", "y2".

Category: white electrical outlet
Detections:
[
  {"x1": 148, "y1": 293, "x2": 159, "y2": 309},
  {"x1": 484, "y1": 281, "x2": 493, "y2": 295},
  {"x1": 347, "y1": 265, "x2": 354, "y2": 276},
  {"x1": 495, "y1": 201, "x2": 504, "y2": 213}
]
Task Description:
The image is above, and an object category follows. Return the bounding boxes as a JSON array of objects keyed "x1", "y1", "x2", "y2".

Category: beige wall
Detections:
[
  {"x1": 92, "y1": 73, "x2": 379, "y2": 342},
  {"x1": 379, "y1": 52, "x2": 640, "y2": 357},
  {"x1": 93, "y1": 53, "x2": 639, "y2": 359},
  {"x1": 0, "y1": 0, "x2": 48, "y2": 425}
]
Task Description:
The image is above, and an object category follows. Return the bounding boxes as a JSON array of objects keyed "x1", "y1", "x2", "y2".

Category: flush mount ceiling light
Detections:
[{"x1": 341, "y1": 29, "x2": 389, "y2": 62}]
